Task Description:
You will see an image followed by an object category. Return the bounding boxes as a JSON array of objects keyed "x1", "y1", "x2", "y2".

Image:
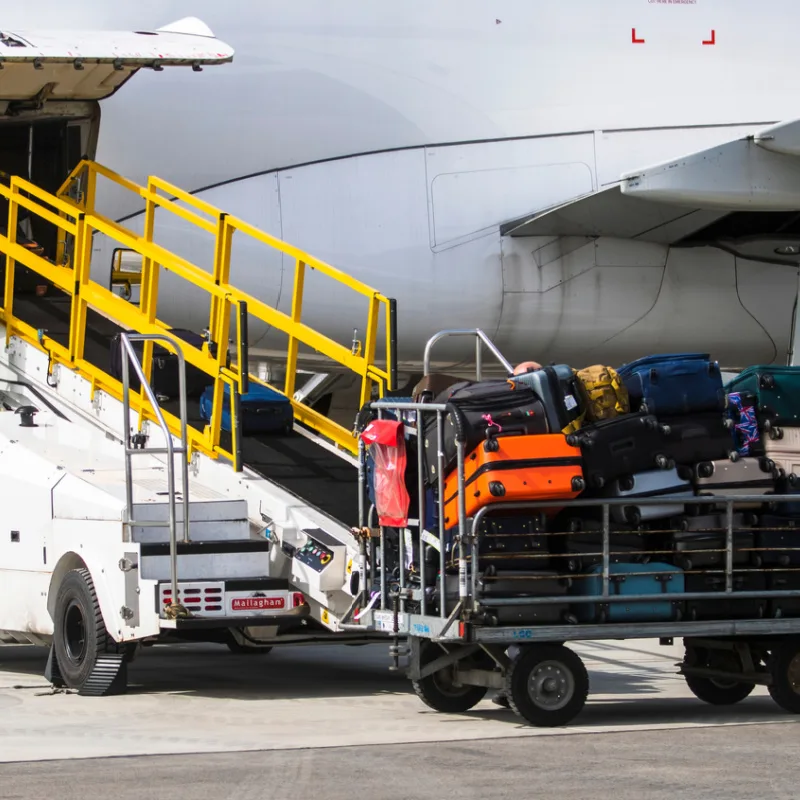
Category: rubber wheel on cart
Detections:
[
  {"x1": 226, "y1": 631, "x2": 273, "y2": 656},
  {"x1": 768, "y1": 640, "x2": 800, "y2": 714},
  {"x1": 505, "y1": 644, "x2": 589, "y2": 727},
  {"x1": 53, "y1": 568, "x2": 113, "y2": 690},
  {"x1": 412, "y1": 642, "x2": 489, "y2": 713},
  {"x1": 684, "y1": 675, "x2": 755, "y2": 705}
]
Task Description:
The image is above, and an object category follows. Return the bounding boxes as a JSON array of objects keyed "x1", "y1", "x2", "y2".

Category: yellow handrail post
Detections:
[
  {"x1": 284, "y1": 258, "x2": 306, "y2": 399},
  {"x1": 136, "y1": 182, "x2": 159, "y2": 431},
  {"x1": 209, "y1": 213, "x2": 233, "y2": 342},
  {"x1": 208, "y1": 214, "x2": 234, "y2": 451},
  {"x1": 67, "y1": 212, "x2": 92, "y2": 363},
  {"x1": 358, "y1": 294, "x2": 381, "y2": 408},
  {"x1": 2, "y1": 182, "x2": 20, "y2": 340},
  {"x1": 84, "y1": 163, "x2": 97, "y2": 216}
]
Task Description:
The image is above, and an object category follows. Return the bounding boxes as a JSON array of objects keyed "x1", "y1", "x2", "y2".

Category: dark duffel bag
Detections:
[
  {"x1": 421, "y1": 379, "x2": 548, "y2": 485},
  {"x1": 110, "y1": 328, "x2": 218, "y2": 399}
]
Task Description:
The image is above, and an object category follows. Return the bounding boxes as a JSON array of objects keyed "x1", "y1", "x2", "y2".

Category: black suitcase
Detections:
[
  {"x1": 110, "y1": 328, "x2": 217, "y2": 399},
  {"x1": 768, "y1": 571, "x2": 800, "y2": 618},
  {"x1": 555, "y1": 517, "x2": 657, "y2": 572},
  {"x1": 422, "y1": 379, "x2": 548, "y2": 485},
  {"x1": 754, "y1": 515, "x2": 800, "y2": 567},
  {"x1": 562, "y1": 538, "x2": 653, "y2": 573},
  {"x1": 566, "y1": 414, "x2": 672, "y2": 489},
  {"x1": 657, "y1": 412, "x2": 737, "y2": 465},
  {"x1": 671, "y1": 520, "x2": 756, "y2": 570},
  {"x1": 472, "y1": 513, "x2": 551, "y2": 570},
  {"x1": 477, "y1": 570, "x2": 574, "y2": 625},
  {"x1": 684, "y1": 572, "x2": 768, "y2": 620}
]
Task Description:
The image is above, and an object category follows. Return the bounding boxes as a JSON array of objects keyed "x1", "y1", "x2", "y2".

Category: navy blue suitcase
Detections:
[
  {"x1": 199, "y1": 382, "x2": 293, "y2": 435},
  {"x1": 618, "y1": 352, "x2": 725, "y2": 415},
  {"x1": 571, "y1": 562, "x2": 684, "y2": 623}
]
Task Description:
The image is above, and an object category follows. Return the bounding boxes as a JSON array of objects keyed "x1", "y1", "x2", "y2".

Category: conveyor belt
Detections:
[{"x1": 11, "y1": 293, "x2": 360, "y2": 527}]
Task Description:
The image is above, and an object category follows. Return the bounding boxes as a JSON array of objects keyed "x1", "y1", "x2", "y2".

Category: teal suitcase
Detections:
[
  {"x1": 571, "y1": 562, "x2": 684, "y2": 623},
  {"x1": 725, "y1": 366, "x2": 800, "y2": 429}
]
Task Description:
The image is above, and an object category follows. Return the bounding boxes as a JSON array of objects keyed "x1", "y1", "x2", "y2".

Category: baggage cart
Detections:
[{"x1": 350, "y1": 330, "x2": 800, "y2": 728}]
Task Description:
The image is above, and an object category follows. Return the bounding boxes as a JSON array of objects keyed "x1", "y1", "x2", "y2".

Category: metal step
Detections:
[
  {"x1": 130, "y1": 498, "x2": 249, "y2": 543},
  {"x1": 139, "y1": 539, "x2": 271, "y2": 581}
]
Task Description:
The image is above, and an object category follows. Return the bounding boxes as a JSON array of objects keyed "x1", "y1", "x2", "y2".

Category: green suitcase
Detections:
[{"x1": 725, "y1": 366, "x2": 800, "y2": 429}]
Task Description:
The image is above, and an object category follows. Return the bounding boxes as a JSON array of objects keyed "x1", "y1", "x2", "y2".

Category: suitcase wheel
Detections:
[
  {"x1": 697, "y1": 461, "x2": 714, "y2": 479},
  {"x1": 565, "y1": 432, "x2": 580, "y2": 447},
  {"x1": 488, "y1": 481, "x2": 506, "y2": 498},
  {"x1": 660, "y1": 424, "x2": 672, "y2": 437},
  {"x1": 729, "y1": 450, "x2": 740, "y2": 463},
  {"x1": 769, "y1": 426, "x2": 784, "y2": 441},
  {"x1": 680, "y1": 556, "x2": 693, "y2": 570},
  {"x1": 624, "y1": 508, "x2": 641, "y2": 525},
  {"x1": 760, "y1": 373, "x2": 775, "y2": 390},
  {"x1": 759, "y1": 457, "x2": 775, "y2": 474},
  {"x1": 571, "y1": 476, "x2": 586, "y2": 492},
  {"x1": 655, "y1": 454, "x2": 671, "y2": 470}
]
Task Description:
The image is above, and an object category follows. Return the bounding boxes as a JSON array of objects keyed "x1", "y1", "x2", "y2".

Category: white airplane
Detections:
[{"x1": 3, "y1": 0, "x2": 800, "y2": 384}]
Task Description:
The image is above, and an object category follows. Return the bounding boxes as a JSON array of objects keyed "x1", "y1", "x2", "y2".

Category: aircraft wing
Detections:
[
  {"x1": 502, "y1": 119, "x2": 800, "y2": 257},
  {"x1": 0, "y1": 17, "x2": 234, "y2": 103}
]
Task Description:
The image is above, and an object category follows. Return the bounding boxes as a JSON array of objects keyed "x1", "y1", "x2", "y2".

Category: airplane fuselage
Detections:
[{"x1": 8, "y1": 0, "x2": 800, "y2": 370}]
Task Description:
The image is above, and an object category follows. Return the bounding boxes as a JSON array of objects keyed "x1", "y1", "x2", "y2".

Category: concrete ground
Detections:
[{"x1": 0, "y1": 637, "x2": 797, "y2": 798}]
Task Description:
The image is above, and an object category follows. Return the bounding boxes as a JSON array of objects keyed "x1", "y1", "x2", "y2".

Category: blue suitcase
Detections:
[
  {"x1": 199, "y1": 382, "x2": 293, "y2": 435},
  {"x1": 618, "y1": 352, "x2": 725, "y2": 415},
  {"x1": 571, "y1": 562, "x2": 684, "y2": 623}
]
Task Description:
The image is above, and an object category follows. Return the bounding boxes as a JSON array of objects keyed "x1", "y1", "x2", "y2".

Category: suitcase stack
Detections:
[
  {"x1": 724, "y1": 366, "x2": 800, "y2": 615},
  {"x1": 382, "y1": 353, "x2": 800, "y2": 625}
]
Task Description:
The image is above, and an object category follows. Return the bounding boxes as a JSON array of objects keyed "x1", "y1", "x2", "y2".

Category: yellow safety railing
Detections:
[{"x1": 0, "y1": 161, "x2": 396, "y2": 461}]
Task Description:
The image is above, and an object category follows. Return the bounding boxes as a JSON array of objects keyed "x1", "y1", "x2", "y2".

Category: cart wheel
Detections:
[
  {"x1": 505, "y1": 644, "x2": 589, "y2": 727},
  {"x1": 685, "y1": 675, "x2": 755, "y2": 705},
  {"x1": 768, "y1": 640, "x2": 800, "y2": 714},
  {"x1": 412, "y1": 643, "x2": 489, "y2": 713}
]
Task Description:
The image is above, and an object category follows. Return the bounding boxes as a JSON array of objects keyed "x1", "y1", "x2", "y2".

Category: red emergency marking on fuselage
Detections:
[
  {"x1": 702, "y1": 29, "x2": 716, "y2": 45},
  {"x1": 632, "y1": 28, "x2": 646, "y2": 43}
]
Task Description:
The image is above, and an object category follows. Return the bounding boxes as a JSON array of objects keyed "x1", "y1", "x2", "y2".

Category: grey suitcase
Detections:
[
  {"x1": 510, "y1": 364, "x2": 584, "y2": 434},
  {"x1": 764, "y1": 426, "x2": 800, "y2": 480},
  {"x1": 603, "y1": 468, "x2": 694, "y2": 525},
  {"x1": 692, "y1": 456, "x2": 777, "y2": 509}
]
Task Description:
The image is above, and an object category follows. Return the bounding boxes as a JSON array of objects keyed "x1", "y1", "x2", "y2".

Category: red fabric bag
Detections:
[{"x1": 360, "y1": 419, "x2": 411, "y2": 527}]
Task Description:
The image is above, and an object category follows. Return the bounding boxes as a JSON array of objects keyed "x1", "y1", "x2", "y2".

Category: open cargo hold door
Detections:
[
  {"x1": 0, "y1": 17, "x2": 234, "y2": 108},
  {"x1": 0, "y1": 17, "x2": 234, "y2": 290}
]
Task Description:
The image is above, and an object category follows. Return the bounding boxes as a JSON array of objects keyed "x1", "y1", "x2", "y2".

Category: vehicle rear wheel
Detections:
[
  {"x1": 412, "y1": 643, "x2": 489, "y2": 713},
  {"x1": 505, "y1": 644, "x2": 589, "y2": 727},
  {"x1": 53, "y1": 568, "x2": 114, "y2": 690},
  {"x1": 685, "y1": 675, "x2": 755, "y2": 705},
  {"x1": 768, "y1": 640, "x2": 800, "y2": 714}
]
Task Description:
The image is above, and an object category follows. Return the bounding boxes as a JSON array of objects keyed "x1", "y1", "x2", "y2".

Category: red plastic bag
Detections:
[{"x1": 360, "y1": 419, "x2": 410, "y2": 528}]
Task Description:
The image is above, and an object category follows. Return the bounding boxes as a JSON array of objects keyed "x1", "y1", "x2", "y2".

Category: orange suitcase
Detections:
[{"x1": 442, "y1": 434, "x2": 586, "y2": 527}]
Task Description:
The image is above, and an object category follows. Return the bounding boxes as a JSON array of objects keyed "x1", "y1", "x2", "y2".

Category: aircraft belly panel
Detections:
[{"x1": 495, "y1": 241, "x2": 795, "y2": 369}]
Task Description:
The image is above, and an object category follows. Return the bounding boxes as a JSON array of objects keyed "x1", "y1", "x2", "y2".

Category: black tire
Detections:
[
  {"x1": 226, "y1": 632, "x2": 273, "y2": 655},
  {"x1": 505, "y1": 644, "x2": 589, "y2": 727},
  {"x1": 768, "y1": 641, "x2": 800, "y2": 714},
  {"x1": 53, "y1": 568, "x2": 112, "y2": 690},
  {"x1": 412, "y1": 643, "x2": 489, "y2": 713},
  {"x1": 685, "y1": 674, "x2": 755, "y2": 705}
]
